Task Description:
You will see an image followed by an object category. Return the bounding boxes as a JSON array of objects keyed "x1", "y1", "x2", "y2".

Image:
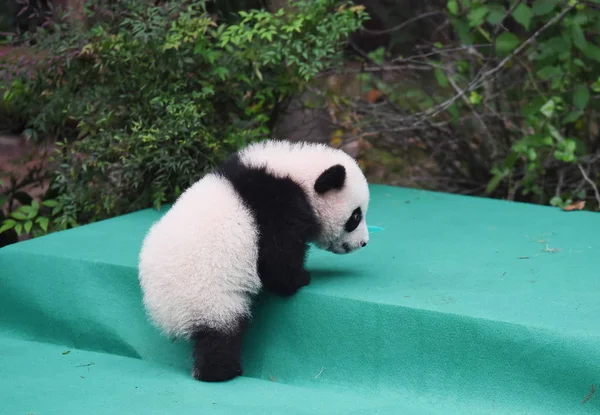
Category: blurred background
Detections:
[{"x1": 1, "y1": 0, "x2": 599, "y2": 247}]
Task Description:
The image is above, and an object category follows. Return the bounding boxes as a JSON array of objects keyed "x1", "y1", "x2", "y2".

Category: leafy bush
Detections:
[
  {"x1": 0, "y1": 157, "x2": 66, "y2": 248},
  {"x1": 324, "y1": 0, "x2": 600, "y2": 211},
  {"x1": 0, "y1": 0, "x2": 367, "y2": 238}
]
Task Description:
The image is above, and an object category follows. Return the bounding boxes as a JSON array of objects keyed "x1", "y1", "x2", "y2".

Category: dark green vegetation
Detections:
[
  {"x1": 338, "y1": 0, "x2": 600, "y2": 211},
  {"x1": 0, "y1": 0, "x2": 367, "y2": 241}
]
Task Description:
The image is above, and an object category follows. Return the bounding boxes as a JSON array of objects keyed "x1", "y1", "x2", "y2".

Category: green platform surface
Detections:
[{"x1": 1, "y1": 184, "x2": 599, "y2": 414}]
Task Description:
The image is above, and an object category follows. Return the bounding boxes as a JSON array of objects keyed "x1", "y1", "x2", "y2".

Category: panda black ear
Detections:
[{"x1": 314, "y1": 164, "x2": 346, "y2": 194}]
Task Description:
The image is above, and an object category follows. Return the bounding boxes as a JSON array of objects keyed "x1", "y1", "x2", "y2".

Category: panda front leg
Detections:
[
  {"x1": 258, "y1": 240, "x2": 311, "y2": 296},
  {"x1": 191, "y1": 316, "x2": 247, "y2": 382}
]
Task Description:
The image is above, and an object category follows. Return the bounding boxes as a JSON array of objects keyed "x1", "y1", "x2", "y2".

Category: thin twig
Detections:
[
  {"x1": 362, "y1": 11, "x2": 444, "y2": 35},
  {"x1": 392, "y1": 44, "x2": 493, "y2": 64},
  {"x1": 582, "y1": 384, "x2": 596, "y2": 404},
  {"x1": 316, "y1": 64, "x2": 431, "y2": 77},
  {"x1": 444, "y1": 65, "x2": 497, "y2": 157},
  {"x1": 577, "y1": 163, "x2": 600, "y2": 209},
  {"x1": 555, "y1": 168, "x2": 565, "y2": 198},
  {"x1": 314, "y1": 367, "x2": 326, "y2": 378}
]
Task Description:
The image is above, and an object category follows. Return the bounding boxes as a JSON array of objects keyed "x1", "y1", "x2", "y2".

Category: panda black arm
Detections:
[
  {"x1": 257, "y1": 223, "x2": 313, "y2": 296},
  {"x1": 255, "y1": 182, "x2": 319, "y2": 296},
  {"x1": 216, "y1": 158, "x2": 319, "y2": 297}
]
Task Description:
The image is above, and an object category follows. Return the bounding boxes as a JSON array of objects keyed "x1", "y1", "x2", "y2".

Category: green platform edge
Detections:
[{"x1": 1, "y1": 184, "x2": 599, "y2": 415}]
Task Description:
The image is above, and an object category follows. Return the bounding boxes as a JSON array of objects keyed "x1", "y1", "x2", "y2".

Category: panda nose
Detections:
[{"x1": 361, "y1": 241, "x2": 367, "y2": 247}]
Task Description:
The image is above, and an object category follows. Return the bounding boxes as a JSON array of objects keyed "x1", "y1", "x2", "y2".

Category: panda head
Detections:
[
  {"x1": 238, "y1": 140, "x2": 370, "y2": 255},
  {"x1": 310, "y1": 163, "x2": 370, "y2": 255}
]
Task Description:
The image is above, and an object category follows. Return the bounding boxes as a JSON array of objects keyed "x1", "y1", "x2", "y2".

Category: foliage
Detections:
[
  {"x1": 450, "y1": 0, "x2": 600, "y2": 208},
  {"x1": 0, "y1": 197, "x2": 63, "y2": 238},
  {"x1": 0, "y1": 0, "x2": 367, "y2": 240},
  {"x1": 0, "y1": 157, "x2": 68, "y2": 248},
  {"x1": 324, "y1": 0, "x2": 600, "y2": 210}
]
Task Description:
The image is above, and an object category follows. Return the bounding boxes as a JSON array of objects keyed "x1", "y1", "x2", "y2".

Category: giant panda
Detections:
[{"x1": 138, "y1": 139, "x2": 370, "y2": 382}]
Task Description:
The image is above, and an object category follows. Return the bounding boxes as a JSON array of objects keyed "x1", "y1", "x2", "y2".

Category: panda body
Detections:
[
  {"x1": 138, "y1": 140, "x2": 370, "y2": 382},
  {"x1": 138, "y1": 174, "x2": 261, "y2": 337}
]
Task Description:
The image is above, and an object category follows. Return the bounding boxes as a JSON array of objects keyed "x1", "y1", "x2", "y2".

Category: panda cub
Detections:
[{"x1": 138, "y1": 139, "x2": 370, "y2": 382}]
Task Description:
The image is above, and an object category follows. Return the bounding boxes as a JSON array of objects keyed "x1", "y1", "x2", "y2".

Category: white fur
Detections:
[
  {"x1": 138, "y1": 140, "x2": 370, "y2": 339},
  {"x1": 138, "y1": 174, "x2": 260, "y2": 338}
]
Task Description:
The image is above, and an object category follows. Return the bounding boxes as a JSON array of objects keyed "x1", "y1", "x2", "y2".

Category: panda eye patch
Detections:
[{"x1": 344, "y1": 207, "x2": 362, "y2": 232}]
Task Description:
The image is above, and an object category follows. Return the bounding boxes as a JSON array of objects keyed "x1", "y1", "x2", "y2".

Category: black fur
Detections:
[
  {"x1": 190, "y1": 154, "x2": 324, "y2": 382},
  {"x1": 344, "y1": 207, "x2": 362, "y2": 233},
  {"x1": 217, "y1": 154, "x2": 321, "y2": 296},
  {"x1": 191, "y1": 316, "x2": 248, "y2": 382},
  {"x1": 314, "y1": 164, "x2": 346, "y2": 194}
]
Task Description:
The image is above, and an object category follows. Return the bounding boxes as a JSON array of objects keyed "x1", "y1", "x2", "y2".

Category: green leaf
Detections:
[
  {"x1": 0, "y1": 219, "x2": 16, "y2": 234},
  {"x1": 554, "y1": 150, "x2": 575, "y2": 162},
  {"x1": 533, "y1": 37, "x2": 569, "y2": 61},
  {"x1": 0, "y1": 194, "x2": 7, "y2": 208},
  {"x1": 36, "y1": 217, "x2": 49, "y2": 232},
  {"x1": 571, "y1": 24, "x2": 588, "y2": 53},
  {"x1": 14, "y1": 223, "x2": 22, "y2": 236},
  {"x1": 512, "y1": 4, "x2": 533, "y2": 30},
  {"x1": 213, "y1": 67, "x2": 229, "y2": 81},
  {"x1": 42, "y1": 199, "x2": 59, "y2": 208},
  {"x1": 485, "y1": 168, "x2": 508, "y2": 194},
  {"x1": 564, "y1": 139, "x2": 577, "y2": 152},
  {"x1": 563, "y1": 110, "x2": 583, "y2": 124},
  {"x1": 434, "y1": 68, "x2": 449, "y2": 88},
  {"x1": 451, "y1": 18, "x2": 474, "y2": 45},
  {"x1": 573, "y1": 83, "x2": 590, "y2": 110},
  {"x1": 550, "y1": 196, "x2": 563, "y2": 207},
  {"x1": 573, "y1": 12, "x2": 588, "y2": 26},
  {"x1": 548, "y1": 124, "x2": 563, "y2": 141},
  {"x1": 540, "y1": 99, "x2": 555, "y2": 118},
  {"x1": 532, "y1": 0, "x2": 559, "y2": 16},
  {"x1": 447, "y1": 0, "x2": 459, "y2": 15},
  {"x1": 486, "y1": 9, "x2": 505, "y2": 25},
  {"x1": 468, "y1": 6, "x2": 489, "y2": 27},
  {"x1": 24, "y1": 220, "x2": 33, "y2": 233},
  {"x1": 469, "y1": 91, "x2": 483, "y2": 105},
  {"x1": 254, "y1": 65, "x2": 263, "y2": 81},
  {"x1": 20, "y1": 203, "x2": 38, "y2": 219},
  {"x1": 537, "y1": 66, "x2": 561, "y2": 80},
  {"x1": 10, "y1": 211, "x2": 27, "y2": 220},
  {"x1": 447, "y1": 103, "x2": 459, "y2": 119},
  {"x1": 582, "y1": 44, "x2": 600, "y2": 63},
  {"x1": 496, "y1": 32, "x2": 520, "y2": 55}
]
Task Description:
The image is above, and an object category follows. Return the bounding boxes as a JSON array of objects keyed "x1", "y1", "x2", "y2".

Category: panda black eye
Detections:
[{"x1": 344, "y1": 207, "x2": 362, "y2": 232}]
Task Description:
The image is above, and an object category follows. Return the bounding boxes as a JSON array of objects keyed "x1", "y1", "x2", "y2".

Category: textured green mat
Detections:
[{"x1": 1, "y1": 184, "x2": 599, "y2": 414}]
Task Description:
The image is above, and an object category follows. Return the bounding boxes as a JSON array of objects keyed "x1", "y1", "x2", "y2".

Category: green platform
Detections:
[{"x1": 1, "y1": 184, "x2": 599, "y2": 414}]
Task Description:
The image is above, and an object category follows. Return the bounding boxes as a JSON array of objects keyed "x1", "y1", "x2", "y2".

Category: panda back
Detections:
[{"x1": 138, "y1": 173, "x2": 261, "y2": 338}]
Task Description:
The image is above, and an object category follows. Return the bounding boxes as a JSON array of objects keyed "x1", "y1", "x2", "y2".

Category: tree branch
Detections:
[
  {"x1": 577, "y1": 163, "x2": 600, "y2": 210},
  {"x1": 362, "y1": 11, "x2": 444, "y2": 35}
]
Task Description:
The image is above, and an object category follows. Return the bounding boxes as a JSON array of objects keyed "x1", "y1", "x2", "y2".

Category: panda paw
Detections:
[
  {"x1": 192, "y1": 360, "x2": 243, "y2": 382},
  {"x1": 266, "y1": 269, "x2": 311, "y2": 297},
  {"x1": 297, "y1": 269, "x2": 311, "y2": 287}
]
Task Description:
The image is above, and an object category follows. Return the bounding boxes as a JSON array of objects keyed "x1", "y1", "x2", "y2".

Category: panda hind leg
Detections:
[{"x1": 191, "y1": 316, "x2": 248, "y2": 382}]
